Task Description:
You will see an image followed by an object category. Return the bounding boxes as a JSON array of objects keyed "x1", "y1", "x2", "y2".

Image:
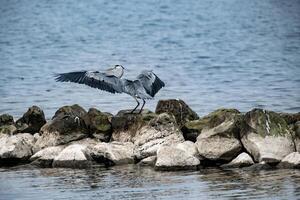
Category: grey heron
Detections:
[{"x1": 54, "y1": 65, "x2": 165, "y2": 113}]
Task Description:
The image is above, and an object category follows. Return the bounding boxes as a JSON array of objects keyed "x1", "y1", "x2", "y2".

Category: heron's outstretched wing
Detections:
[
  {"x1": 137, "y1": 70, "x2": 165, "y2": 97},
  {"x1": 54, "y1": 71, "x2": 123, "y2": 94}
]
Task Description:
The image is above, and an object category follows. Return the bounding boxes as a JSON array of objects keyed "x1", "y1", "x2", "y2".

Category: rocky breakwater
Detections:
[{"x1": 0, "y1": 99, "x2": 299, "y2": 171}]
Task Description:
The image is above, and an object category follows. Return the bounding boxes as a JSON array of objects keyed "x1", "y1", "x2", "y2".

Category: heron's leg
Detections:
[
  {"x1": 139, "y1": 99, "x2": 146, "y2": 114},
  {"x1": 130, "y1": 97, "x2": 140, "y2": 113}
]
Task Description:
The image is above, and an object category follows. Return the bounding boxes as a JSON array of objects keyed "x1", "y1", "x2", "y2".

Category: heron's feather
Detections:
[
  {"x1": 55, "y1": 71, "x2": 122, "y2": 94},
  {"x1": 137, "y1": 71, "x2": 165, "y2": 97}
]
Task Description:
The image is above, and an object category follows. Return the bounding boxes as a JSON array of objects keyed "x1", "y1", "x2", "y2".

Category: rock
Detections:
[
  {"x1": 0, "y1": 114, "x2": 17, "y2": 135},
  {"x1": 175, "y1": 141, "x2": 200, "y2": 159},
  {"x1": 279, "y1": 112, "x2": 300, "y2": 124},
  {"x1": 111, "y1": 109, "x2": 156, "y2": 142},
  {"x1": 138, "y1": 156, "x2": 157, "y2": 166},
  {"x1": 52, "y1": 144, "x2": 91, "y2": 168},
  {"x1": 15, "y1": 106, "x2": 46, "y2": 134},
  {"x1": 195, "y1": 110, "x2": 243, "y2": 162},
  {"x1": 30, "y1": 146, "x2": 64, "y2": 167},
  {"x1": 87, "y1": 142, "x2": 135, "y2": 166},
  {"x1": 82, "y1": 108, "x2": 112, "y2": 142},
  {"x1": 277, "y1": 152, "x2": 300, "y2": 169},
  {"x1": 133, "y1": 113, "x2": 185, "y2": 160},
  {"x1": 0, "y1": 114, "x2": 14, "y2": 126},
  {"x1": 0, "y1": 133, "x2": 35, "y2": 165},
  {"x1": 155, "y1": 146, "x2": 200, "y2": 171},
  {"x1": 182, "y1": 108, "x2": 240, "y2": 142},
  {"x1": 241, "y1": 109, "x2": 295, "y2": 164},
  {"x1": 221, "y1": 152, "x2": 254, "y2": 168},
  {"x1": 155, "y1": 99, "x2": 199, "y2": 127},
  {"x1": 244, "y1": 162, "x2": 273, "y2": 171},
  {"x1": 34, "y1": 105, "x2": 89, "y2": 152},
  {"x1": 52, "y1": 104, "x2": 87, "y2": 120}
]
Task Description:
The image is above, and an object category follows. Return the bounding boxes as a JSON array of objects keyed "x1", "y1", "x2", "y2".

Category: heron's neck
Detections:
[{"x1": 115, "y1": 68, "x2": 124, "y2": 78}]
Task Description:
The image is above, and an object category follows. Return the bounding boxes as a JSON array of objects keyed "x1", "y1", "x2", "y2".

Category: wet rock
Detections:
[
  {"x1": 241, "y1": 109, "x2": 295, "y2": 164},
  {"x1": 279, "y1": 112, "x2": 300, "y2": 124},
  {"x1": 0, "y1": 133, "x2": 35, "y2": 165},
  {"x1": 138, "y1": 156, "x2": 157, "y2": 166},
  {"x1": 87, "y1": 142, "x2": 134, "y2": 166},
  {"x1": 15, "y1": 106, "x2": 46, "y2": 134},
  {"x1": 244, "y1": 162, "x2": 273, "y2": 171},
  {"x1": 155, "y1": 146, "x2": 200, "y2": 171},
  {"x1": 0, "y1": 114, "x2": 17, "y2": 135},
  {"x1": 111, "y1": 109, "x2": 156, "y2": 142},
  {"x1": 221, "y1": 152, "x2": 254, "y2": 168},
  {"x1": 155, "y1": 99, "x2": 199, "y2": 127},
  {"x1": 82, "y1": 108, "x2": 112, "y2": 142},
  {"x1": 195, "y1": 110, "x2": 243, "y2": 161},
  {"x1": 52, "y1": 144, "x2": 91, "y2": 168},
  {"x1": 133, "y1": 113, "x2": 185, "y2": 160},
  {"x1": 277, "y1": 152, "x2": 300, "y2": 169},
  {"x1": 182, "y1": 108, "x2": 240, "y2": 142},
  {"x1": 30, "y1": 146, "x2": 64, "y2": 167},
  {"x1": 34, "y1": 105, "x2": 89, "y2": 152}
]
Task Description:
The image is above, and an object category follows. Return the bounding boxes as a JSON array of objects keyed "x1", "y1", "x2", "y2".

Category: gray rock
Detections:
[
  {"x1": 241, "y1": 109, "x2": 295, "y2": 164},
  {"x1": 0, "y1": 133, "x2": 35, "y2": 165},
  {"x1": 87, "y1": 142, "x2": 135, "y2": 166},
  {"x1": 155, "y1": 146, "x2": 200, "y2": 171},
  {"x1": 133, "y1": 113, "x2": 185, "y2": 160},
  {"x1": 52, "y1": 144, "x2": 91, "y2": 168},
  {"x1": 34, "y1": 105, "x2": 89, "y2": 152},
  {"x1": 182, "y1": 108, "x2": 240, "y2": 142},
  {"x1": 195, "y1": 116, "x2": 242, "y2": 161},
  {"x1": 30, "y1": 146, "x2": 64, "y2": 167},
  {"x1": 277, "y1": 152, "x2": 300, "y2": 169},
  {"x1": 16, "y1": 106, "x2": 46, "y2": 134},
  {"x1": 155, "y1": 99, "x2": 199, "y2": 127},
  {"x1": 138, "y1": 156, "x2": 157, "y2": 166},
  {"x1": 111, "y1": 109, "x2": 156, "y2": 142},
  {"x1": 176, "y1": 141, "x2": 200, "y2": 159},
  {"x1": 221, "y1": 152, "x2": 254, "y2": 168},
  {"x1": 82, "y1": 108, "x2": 112, "y2": 142}
]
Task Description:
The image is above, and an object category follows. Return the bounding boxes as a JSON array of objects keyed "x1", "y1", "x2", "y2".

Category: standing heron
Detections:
[{"x1": 54, "y1": 65, "x2": 165, "y2": 113}]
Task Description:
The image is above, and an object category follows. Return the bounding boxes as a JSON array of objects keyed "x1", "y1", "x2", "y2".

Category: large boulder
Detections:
[
  {"x1": 82, "y1": 108, "x2": 112, "y2": 142},
  {"x1": 182, "y1": 108, "x2": 240, "y2": 142},
  {"x1": 155, "y1": 146, "x2": 200, "y2": 171},
  {"x1": 87, "y1": 142, "x2": 135, "y2": 166},
  {"x1": 195, "y1": 109, "x2": 243, "y2": 162},
  {"x1": 15, "y1": 106, "x2": 46, "y2": 134},
  {"x1": 277, "y1": 152, "x2": 300, "y2": 169},
  {"x1": 241, "y1": 109, "x2": 295, "y2": 164},
  {"x1": 52, "y1": 144, "x2": 92, "y2": 168},
  {"x1": 30, "y1": 146, "x2": 64, "y2": 167},
  {"x1": 175, "y1": 141, "x2": 200, "y2": 159},
  {"x1": 132, "y1": 113, "x2": 185, "y2": 160},
  {"x1": 0, "y1": 133, "x2": 35, "y2": 165},
  {"x1": 155, "y1": 99, "x2": 199, "y2": 127},
  {"x1": 221, "y1": 152, "x2": 254, "y2": 168},
  {"x1": 34, "y1": 105, "x2": 89, "y2": 152},
  {"x1": 111, "y1": 109, "x2": 156, "y2": 142},
  {"x1": 0, "y1": 114, "x2": 16, "y2": 135}
]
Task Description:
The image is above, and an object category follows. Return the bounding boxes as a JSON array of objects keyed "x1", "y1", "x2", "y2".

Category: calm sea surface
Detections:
[{"x1": 0, "y1": 0, "x2": 300, "y2": 199}]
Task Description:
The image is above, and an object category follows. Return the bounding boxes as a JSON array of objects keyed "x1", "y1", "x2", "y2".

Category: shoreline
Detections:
[{"x1": 0, "y1": 99, "x2": 299, "y2": 171}]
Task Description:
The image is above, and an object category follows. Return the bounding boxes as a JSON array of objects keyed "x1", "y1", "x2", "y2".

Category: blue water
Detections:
[
  {"x1": 0, "y1": 0, "x2": 300, "y2": 199},
  {"x1": 0, "y1": 0, "x2": 299, "y2": 119}
]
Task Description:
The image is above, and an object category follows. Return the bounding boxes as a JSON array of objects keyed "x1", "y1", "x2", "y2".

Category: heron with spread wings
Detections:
[{"x1": 54, "y1": 65, "x2": 165, "y2": 113}]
